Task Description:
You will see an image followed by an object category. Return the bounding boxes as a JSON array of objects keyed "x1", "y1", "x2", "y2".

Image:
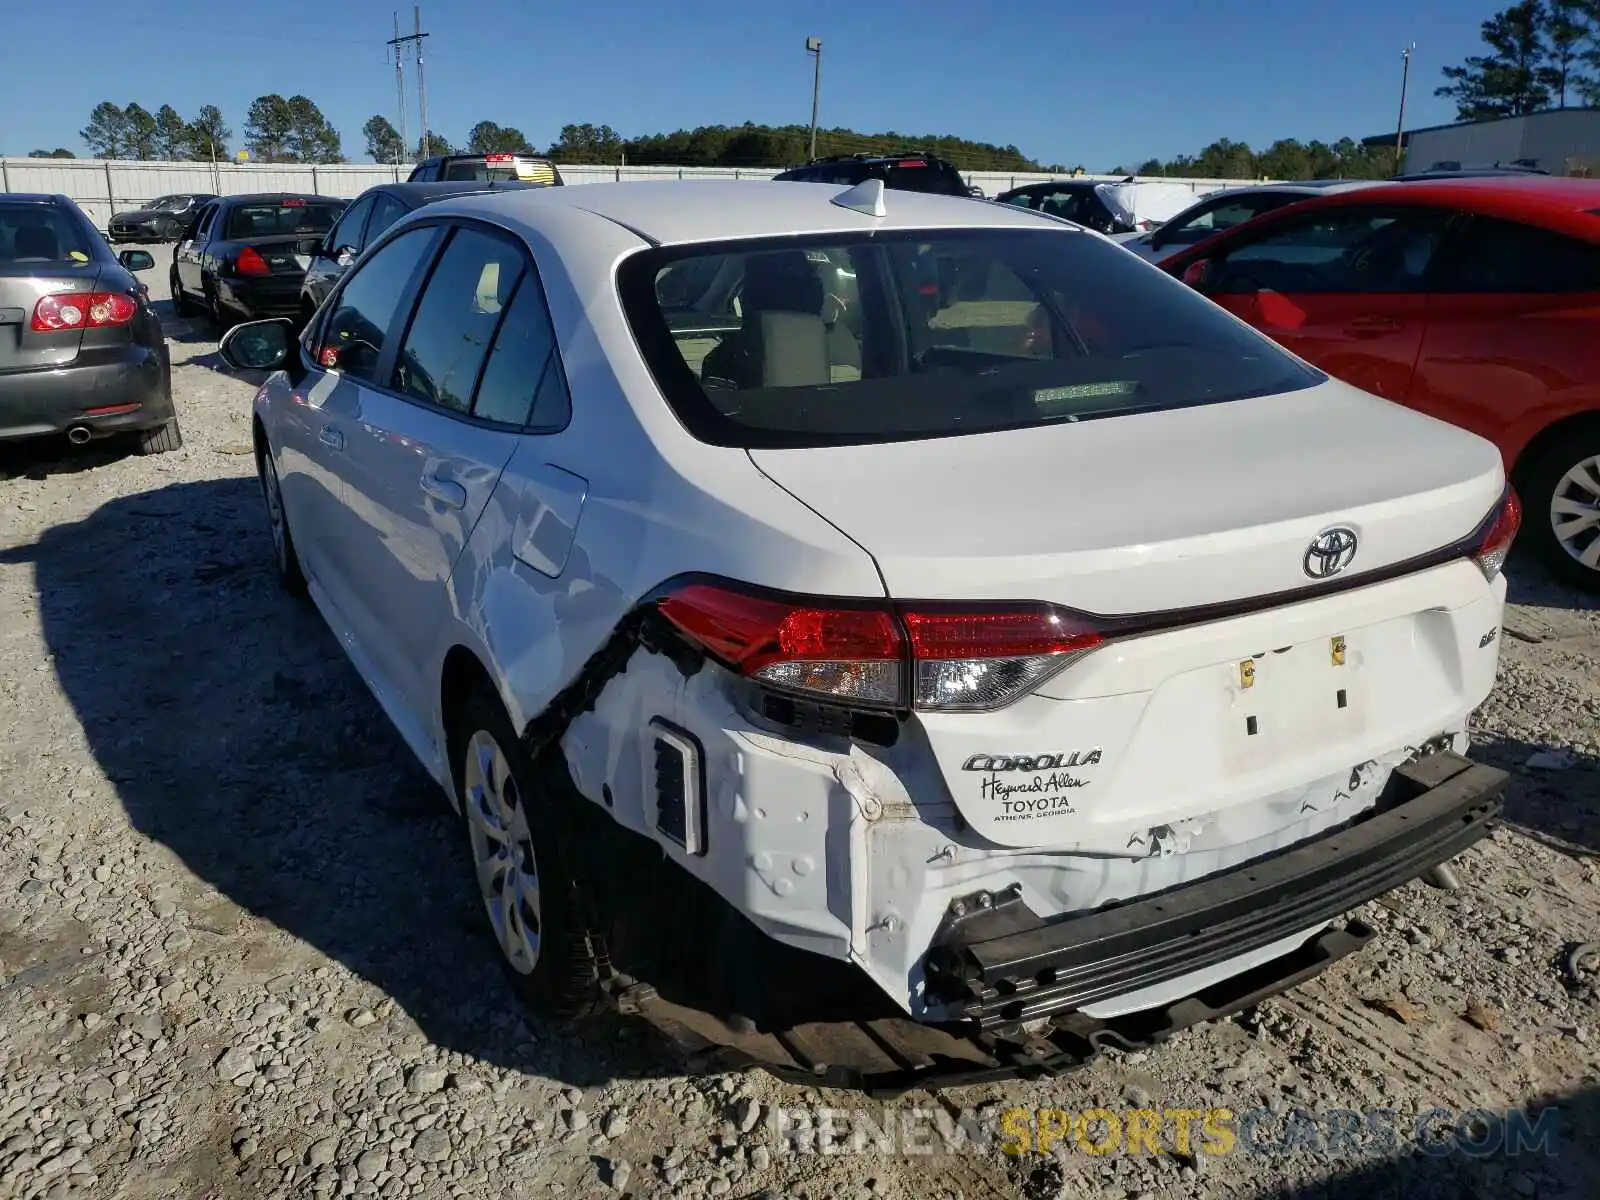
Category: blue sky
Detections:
[{"x1": 4, "y1": 0, "x2": 1492, "y2": 168}]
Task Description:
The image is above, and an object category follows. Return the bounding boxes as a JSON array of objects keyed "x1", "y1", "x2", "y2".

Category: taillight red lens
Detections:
[
  {"x1": 656, "y1": 583, "x2": 1103, "y2": 712},
  {"x1": 31, "y1": 292, "x2": 137, "y2": 332},
  {"x1": 235, "y1": 247, "x2": 271, "y2": 276},
  {"x1": 1474, "y1": 486, "x2": 1522, "y2": 580}
]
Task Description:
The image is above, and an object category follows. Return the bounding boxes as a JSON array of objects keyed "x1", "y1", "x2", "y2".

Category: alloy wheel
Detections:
[
  {"x1": 1549, "y1": 454, "x2": 1600, "y2": 571},
  {"x1": 462, "y1": 729, "x2": 542, "y2": 974}
]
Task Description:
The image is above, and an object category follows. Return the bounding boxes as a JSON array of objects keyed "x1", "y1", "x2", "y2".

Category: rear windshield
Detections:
[
  {"x1": 882, "y1": 161, "x2": 969, "y2": 195},
  {"x1": 620, "y1": 228, "x2": 1324, "y2": 449},
  {"x1": 224, "y1": 201, "x2": 343, "y2": 240},
  {"x1": 0, "y1": 203, "x2": 92, "y2": 264}
]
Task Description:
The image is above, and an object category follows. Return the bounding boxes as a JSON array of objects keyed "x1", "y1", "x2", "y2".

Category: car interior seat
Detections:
[
  {"x1": 12, "y1": 225, "x2": 61, "y2": 261},
  {"x1": 703, "y1": 251, "x2": 846, "y2": 388}
]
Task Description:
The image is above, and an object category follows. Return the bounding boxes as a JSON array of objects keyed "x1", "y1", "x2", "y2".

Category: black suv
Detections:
[
  {"x1": 772, "y1": 153, "x2": 976, "y2": 197},
  {"x1": 407, "y1": 153, "x2": 564, "y2": 186}
]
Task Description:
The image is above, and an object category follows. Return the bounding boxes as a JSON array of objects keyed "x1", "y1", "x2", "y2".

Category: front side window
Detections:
[
  {"x1": 619, "y1": 227, "x2": 1323, "y2": 449},
  {"x1": 390, "y1": 226, "x2": 525, "y2": 413},
  {"x1": 1212, "y1": 206, "x2": 1452, "y2": 295},
  {"x1": 1160, "y1": 195, "x2": 1287, "y2": 246},
  {"x1": 318, "y1": 226, "x2": 437, "y2": 384},
  {"x1": 326, "y1": 196, "x2": 374, "y2": 255},
  {"x1": 366, "y1": 194, "x2": 409, "y2": 243}
]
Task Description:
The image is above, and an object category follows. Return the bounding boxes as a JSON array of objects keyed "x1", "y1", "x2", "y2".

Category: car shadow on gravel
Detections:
[
  {"x1": 0, "y1": 476, "x2": 686, "y2": 1087},
  {"x1": 0, "y1": 437, "x2": 133, "y2": 480},
  {"x1": 1505, "y1": 552, "x2": 1600, "y2": 615},
  {"x1": 1470, "y1": 732, "x2": 1600, "y2": 860}
]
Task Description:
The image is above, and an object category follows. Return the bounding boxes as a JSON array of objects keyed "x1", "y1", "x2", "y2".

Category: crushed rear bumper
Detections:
[{"x1": 923, "y1": 750, "x2": 1505, "y2": 1030}]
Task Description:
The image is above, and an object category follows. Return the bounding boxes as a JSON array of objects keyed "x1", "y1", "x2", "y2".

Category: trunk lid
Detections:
[
  {"x1": 0, "y1": 263, "x2": 105, "y2": 374},
  {"x1": 751, "y1": 378, "x2": 1508, "y2": 849},
  {"x1": 749, "y1": 378, "x2": 1502, "y2": 611}
]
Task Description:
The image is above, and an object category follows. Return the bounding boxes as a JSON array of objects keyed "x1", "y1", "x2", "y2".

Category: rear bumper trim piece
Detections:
[{"x1": 924, "y1": 750, "x2": 1506, "y2": 1030}]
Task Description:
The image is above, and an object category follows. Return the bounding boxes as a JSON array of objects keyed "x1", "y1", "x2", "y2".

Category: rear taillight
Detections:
[
  {"x1": 235, "y1": 247, "x2": 271, "y2": 276},
  {"x1": 656, "y1": 583, "x2": 1103, "y2": 713},
  {"x1": 903, "y1": 607, "x2": 1102, "y2": 711},
  {"x1": 31, "y1": 292, "x2": 137, "y2": 332},
  {"x1": 1474, "y1": 487, "x2": 1522, "y2": 580},
  {"x1": 485, "y1": 153, "x2": 514, "y2": 162}
]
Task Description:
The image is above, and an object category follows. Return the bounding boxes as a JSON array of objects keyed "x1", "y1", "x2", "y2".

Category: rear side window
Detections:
[
  {"x1": 1440, "y1": 216, "x2": 1600, "y2": 293},
  {"x1": 474, "y1": 276, "x2": 570, "y2": 429},
  {"x1": 319, "y1": 226, "x2": 436, "y2": 384},
  {"x1": 618, "y1": 227, "x2": 1324, "y2": 449},
  {"x1": 390, "y1": 227, "x2": 525, "y2": 413},
  {"x1": 225, "y1": 201, "x2": 343, "y2": 240},
  {"x1": 0, "y1": 203, "x2": 92, "y2": 263}
]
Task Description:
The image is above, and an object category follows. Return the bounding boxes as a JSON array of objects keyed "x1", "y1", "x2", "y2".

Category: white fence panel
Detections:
[{"x1": 2, "y1": 157, "x2": 1264, "y2": 229}]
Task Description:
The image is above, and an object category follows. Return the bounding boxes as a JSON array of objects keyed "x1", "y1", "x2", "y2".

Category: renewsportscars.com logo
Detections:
[{"x1": 766, "y1": 1104, "x2": 1564, "y2": 1159}]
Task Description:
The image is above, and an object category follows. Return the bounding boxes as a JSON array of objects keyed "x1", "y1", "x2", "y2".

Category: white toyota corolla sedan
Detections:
[{"x1": 219, "y1": 178, "x2": 1518, "y2": 1089}]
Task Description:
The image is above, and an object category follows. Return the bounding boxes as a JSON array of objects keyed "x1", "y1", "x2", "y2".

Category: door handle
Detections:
[
  {"x1": 318, "y1": 426, "x2": 344, "y2": 451},
  {"x1": 1343, "y1": 317, "x2": 1403, "y2": 339},
  {"x1": 420, "y1": 472, "x2": 467, "y2": 510}
]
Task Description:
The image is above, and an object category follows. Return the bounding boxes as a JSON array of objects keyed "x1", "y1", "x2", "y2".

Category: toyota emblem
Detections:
[{"x1": 1304, "y1": 527, "x2": 1359, "y2": 579}]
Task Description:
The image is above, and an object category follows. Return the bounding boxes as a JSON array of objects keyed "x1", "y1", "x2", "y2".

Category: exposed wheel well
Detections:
[
  {"x1": 440, "y1": 646, "x2": 499, "y2": 776},
  {"x1": 1511, "y1": 411, "x2": 1600, "y2": 490}
]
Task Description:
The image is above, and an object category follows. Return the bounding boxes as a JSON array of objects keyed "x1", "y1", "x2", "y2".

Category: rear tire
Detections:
[
  {"x1": 135, "y1": 419, "x2": 183, "y2": 456},
  {"x1": 1520, "y1": 430, "x2": 1600, "y2": 593},
  {"x1": 258, "y1": 449, "x2": 307, "y2": 598},
  {"x1": 205, "y1": 283, "x2": 232, "y2": 333},
  {"x1": 451, "y1": 685, "x2": 606, "y2": 1022},
  {"x1": 170, "y1": 271, "x2": 196, "y2": 318}
]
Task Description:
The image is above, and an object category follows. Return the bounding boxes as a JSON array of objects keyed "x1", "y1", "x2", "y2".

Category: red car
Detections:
[{"x1": 1161, "y1": 176, "x2": 1600, "y2": 589}]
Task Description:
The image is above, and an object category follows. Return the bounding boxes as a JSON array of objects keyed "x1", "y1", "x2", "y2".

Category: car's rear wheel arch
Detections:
[
  {"x1": 1509, "y1": 410, "x2": 1600, "y2": 493},
  {"x1": 441, "y1": 645, "x2": 501, "y2": 801}
]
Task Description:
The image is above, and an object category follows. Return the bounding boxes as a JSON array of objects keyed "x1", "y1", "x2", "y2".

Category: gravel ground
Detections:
[{"x1": 2, "y1": 257, "x2": 1599, "y2": 1200}]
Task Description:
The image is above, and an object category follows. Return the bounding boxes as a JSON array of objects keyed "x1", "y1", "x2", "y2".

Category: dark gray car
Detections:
[
  {"x1": 0, "y1": 194, "x2": 180, "y2": 453},
  {"x1": 108, "y1": 193, "x2": 217, "y2": 244}
]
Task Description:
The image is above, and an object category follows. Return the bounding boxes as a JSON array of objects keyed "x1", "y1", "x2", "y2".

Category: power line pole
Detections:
[
  {"x1": 806, "y1": 37, "x2": 822, "y2": 161},
  {"x1": 1396, "y1": 43, "x2": 1416, "y2": 174},
  {"x1": 390, "y1": 11, "x2": 408, "y2": 166},
  {"x1": 387, "y1": 9, "x2": 430, "y2": 161},
  {"x1": 415, "y1": 8, "x2": 430, "y2": 160}
]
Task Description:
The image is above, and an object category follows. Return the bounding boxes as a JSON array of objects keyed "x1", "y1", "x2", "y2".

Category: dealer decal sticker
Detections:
[{"x1": 962, "y1": 750, "x2": 1103, "y2": 823}]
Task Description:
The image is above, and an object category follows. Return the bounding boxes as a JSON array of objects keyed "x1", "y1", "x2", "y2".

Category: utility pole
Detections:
[
  {"x1": 1396, "y1": 43, "x2": 1415, "y2": 174},
  {"x1": 390, "y1": 11, "x2": 408, "y2": 166},
  {"x1": 387, "y1": 9, "x2": 430, "y2": 161},
  {"x1": 806, "y1": 37, "x2": 822, "y2": 161},
  {"x1": 415, "y1": 7, "x2": 430, "y2": 161}
]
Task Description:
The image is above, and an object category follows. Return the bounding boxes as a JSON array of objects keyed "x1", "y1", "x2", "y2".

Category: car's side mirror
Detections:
[
  {"x1": 1180, "y1": 258, "x2": 1215, "y2": 293},
  {"x1": 218, "y1": 319, "x2": 295, "y2": 371},
  {"x1": 119, "y1": 250, "x2": 155, "y2": 272},
  {"x1": 335, "y1": 246, "x2": 357, "y2": 268}
]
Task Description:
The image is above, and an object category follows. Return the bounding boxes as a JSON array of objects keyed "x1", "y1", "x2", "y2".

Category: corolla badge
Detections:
[{"x1": 1303, "y1": 526, "x2": 1359, "y2": 580}]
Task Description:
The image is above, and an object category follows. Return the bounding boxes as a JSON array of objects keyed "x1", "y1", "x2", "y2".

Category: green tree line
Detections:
[
  {"x1": 76, "y1": 96, "x2": 341, "y2": 163},
  {"x1": 1436, "y1": 0, "x2": 1600, "y2": 117},
  {"x1": 1125, "y1": 136, "x2": 1398, "y2": 181}
]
